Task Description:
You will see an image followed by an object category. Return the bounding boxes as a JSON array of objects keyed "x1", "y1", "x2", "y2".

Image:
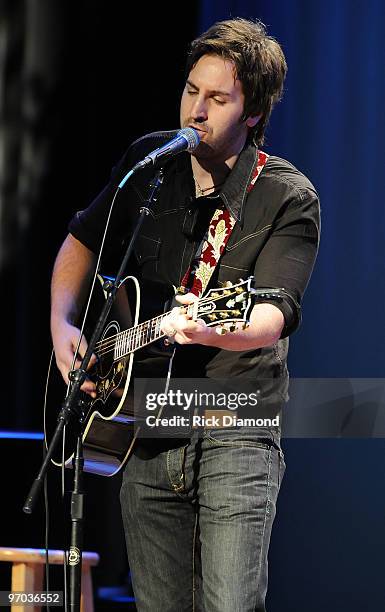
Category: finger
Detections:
[
  {"x1": 72, "y1": 371, "x2": 97, "y2": 399},
  {"x1": 57, "y1": 363, "x2": 71, "y2": 386},
  {"x1": 172, "y1": 313, "x2": 197, "y2": 330},
  {"x1": 161, "y1": 314, "x2": 180, "y2": 336},
  {"x1": 75, "y1": 334, "x2": 89, "y2": 359},
  {"x1": 163, "y1": 326, "x2": 178, "y2": 338},
  {"x1": 56, "y1": 349, "x2": 77, "y2": 383},
  {"x1": 71, "y1": 334, "x2": 97, "y2": 370},
  {"x1": 87, "y1": 352, "x2": 98, "y2": 369},
  {"x1": 80, "y1": 380, "x2": 97, "y2": 398},
  {"x1": 175, "y1": 292, "x2": 198, "y2": 305},
  {"x1": 170, "y1": 305, "x2": 188, "y2": 317},
  {"x1": 170, "y1": 330, "x2": 194, "y2": 345},
  {"x1": 160, "y1": 315, "x2": 172, "y2": 334},
  {"x1": 66, "y1": 357, "x2": 97, "y2": 398}
]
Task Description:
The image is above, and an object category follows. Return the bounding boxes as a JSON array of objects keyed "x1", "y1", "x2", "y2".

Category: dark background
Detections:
[{"x1": 1, "y1": 1, "x2": 384, "y2": 610}]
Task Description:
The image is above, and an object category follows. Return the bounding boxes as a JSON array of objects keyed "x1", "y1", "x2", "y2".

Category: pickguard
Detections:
[{"x1": 95, "y1": 358, "x2": 127, "y2": 403}]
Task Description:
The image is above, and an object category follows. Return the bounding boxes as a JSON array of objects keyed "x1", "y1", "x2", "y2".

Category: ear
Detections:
[{"x1": 246, "y1": 114, "x2": 262, "y2": 128}]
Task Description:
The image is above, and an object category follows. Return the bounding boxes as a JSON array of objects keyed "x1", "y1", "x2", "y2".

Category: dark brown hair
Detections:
[{"x1": 186, "y1": 18, "x2": 287, "y2": 146}]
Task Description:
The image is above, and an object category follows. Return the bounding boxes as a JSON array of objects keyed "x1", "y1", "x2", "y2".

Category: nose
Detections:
[{"x1": 191, "y1": 96, "x2": 208, "y2": 122}]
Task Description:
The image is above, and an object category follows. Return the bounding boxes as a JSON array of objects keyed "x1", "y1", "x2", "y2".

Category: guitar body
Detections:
[
  {"x1": 44, "y1": 275, "x2": 141, "y2": 476},
  {"x1": 44, "y1": 275, "x2": 270, "y2": 476}
]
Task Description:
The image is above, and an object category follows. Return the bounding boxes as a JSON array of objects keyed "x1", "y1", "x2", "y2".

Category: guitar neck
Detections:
[
  {"x1": 113, "y1": 311, "x2": 172, "y2": 359},
  {"x1": 98, "y1": 302, "x2": 196, "y2": 361},
  {"x1": 93, "y1": 278, "x2": 255, "y2": 362}
]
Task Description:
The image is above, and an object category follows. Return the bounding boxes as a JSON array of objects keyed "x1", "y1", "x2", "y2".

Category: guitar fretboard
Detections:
[
  {"x1": 95, "y1": 307, "x2": 193, "y2": 361},
  {"x1": 93, "y1": 282, "x2": 251, "y2": 362},
  {"x1": 112, "y1": 313, "x2": 169, "y2": 359}
]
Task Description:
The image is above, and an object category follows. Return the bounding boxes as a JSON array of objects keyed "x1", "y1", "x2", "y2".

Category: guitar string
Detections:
[
  {"x1": 94, "y1": 311, "x2": 243, "y2": 359},
  {"x1": 93, "y1": 315, "x2": 240, "y2": 360},
  {"x1": 92, "y1": 291, "x2": 244, "y2": 359},
  {"x1": 95, "y1": 335, "x2": 165, "y2": 359},
  {"x1": 94, "y1": 312, "x2": 176, "y2": 359},
  {"x1": 95, "y1": 313, "x2": 168, "y2": 350},
  {"x1": 93, "y1": 297, "x2": 201, "y2": 353},
  {"x1": 93, "y1": 308, "x2": 218, "y2": 356},
  {"x1": 94, "y1": 329, "x2": 161, "y2": 358},
  {"x1": 93, "y1": 292, "x2": 237, "y2": 352},
  {"x1": 94, "y1": 304, "x2": 243, "y2": 358},
  {"x1": 94, "y1": 312, "x2": 172, "y2": 355}
]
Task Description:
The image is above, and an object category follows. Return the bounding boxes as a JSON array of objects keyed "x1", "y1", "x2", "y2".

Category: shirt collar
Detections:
[
  {"x1": 175, "y1": 139, "x2": 260, "y2": 227},
  {"x1": 220, "y1": 139, "x2": 259, "y2": 226}
]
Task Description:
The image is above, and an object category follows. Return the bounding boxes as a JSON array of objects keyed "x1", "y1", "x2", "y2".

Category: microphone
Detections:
[{"x1": 118, "y1": 128, "x2": 200, "y2": 189}]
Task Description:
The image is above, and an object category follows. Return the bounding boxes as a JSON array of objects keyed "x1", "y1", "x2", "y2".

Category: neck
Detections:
[{"x1": 191, "y1": 155, "x2": 237, "y2": 195}]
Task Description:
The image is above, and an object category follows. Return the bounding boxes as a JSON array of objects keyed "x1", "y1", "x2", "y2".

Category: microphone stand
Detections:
[{"x1": 23, "y1": 166, "x2": 165, "y2": 611}]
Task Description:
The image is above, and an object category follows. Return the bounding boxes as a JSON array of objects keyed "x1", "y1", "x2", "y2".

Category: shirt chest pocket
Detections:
[
  {"x1": 134, "y1": 234, "x2": 162, "y2": 271},
  {"x1": 218, "y1": 226, "x2": 272, "y2": 283}
]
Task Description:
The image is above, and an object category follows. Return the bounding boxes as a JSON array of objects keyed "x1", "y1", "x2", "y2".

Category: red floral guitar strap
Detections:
[{"x1": 180, "y1": 150, "x2": 269, "y2": 297}]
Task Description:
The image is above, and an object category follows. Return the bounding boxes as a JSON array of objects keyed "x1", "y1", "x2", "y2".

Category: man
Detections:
[{"x1": 51, "y1": 18, "x2": 320, "y2": 612}]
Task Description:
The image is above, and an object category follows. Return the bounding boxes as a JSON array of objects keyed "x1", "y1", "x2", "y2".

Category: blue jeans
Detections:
[{"x1": 120, "y1": 428, "x2": 285, "y2": 612}]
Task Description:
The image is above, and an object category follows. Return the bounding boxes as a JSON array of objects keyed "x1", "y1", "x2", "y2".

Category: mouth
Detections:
[{"x1": 188, "y1": 125, "x2": 207, "y2": 134}]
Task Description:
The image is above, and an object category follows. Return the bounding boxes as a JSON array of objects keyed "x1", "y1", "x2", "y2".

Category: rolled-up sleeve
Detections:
[{"x1": 253, "y1": 186, "x2": 320, "y2": 337}]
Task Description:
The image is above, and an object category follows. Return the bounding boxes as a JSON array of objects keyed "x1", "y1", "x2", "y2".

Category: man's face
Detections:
[{"x1": 180, "y1": 54, "x2": 257, "y2": 162}]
